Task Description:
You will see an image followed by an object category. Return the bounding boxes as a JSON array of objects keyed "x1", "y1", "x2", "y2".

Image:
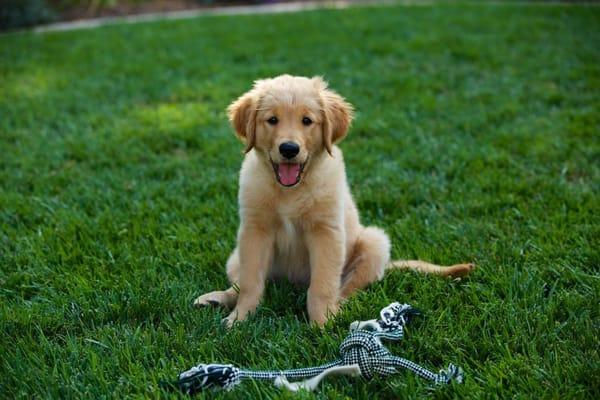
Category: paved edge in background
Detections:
[
  {"x1": 32, "y1": 0, "x2": 399, "y2": 34},
  {"x1": 1, "y1": 0, "x2": 595, "y2": 35}
]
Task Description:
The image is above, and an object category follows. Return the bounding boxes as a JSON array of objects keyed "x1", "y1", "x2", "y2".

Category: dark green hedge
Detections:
[{"x1": 0, "y1": 0, "x2": 55, "y2": 31}]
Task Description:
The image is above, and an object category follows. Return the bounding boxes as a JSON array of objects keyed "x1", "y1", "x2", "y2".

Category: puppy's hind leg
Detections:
[
  {"x1": 340, "y1": 227, "x2": 391, "y2": 299},
  {"x1": 193, "y1": 248, "x2": 240, "y2": 309}
]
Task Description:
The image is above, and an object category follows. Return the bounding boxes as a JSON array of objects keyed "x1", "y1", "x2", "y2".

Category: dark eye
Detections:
[
  {"x1": 302, "y1": 117, "x2": 313, "y2": 126},
  {"x1": 267, "y1": 116, "x2": 278, "y2": 125}
]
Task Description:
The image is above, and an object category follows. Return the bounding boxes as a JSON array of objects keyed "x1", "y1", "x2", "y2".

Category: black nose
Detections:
[{"x1": 279, "y1": 141, "x2": 300, "y2": 159}]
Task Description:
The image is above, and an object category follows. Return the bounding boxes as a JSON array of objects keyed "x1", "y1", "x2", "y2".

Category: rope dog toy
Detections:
[{"x1": 170, "y1": 303, "x2": 464, "y2": 393}]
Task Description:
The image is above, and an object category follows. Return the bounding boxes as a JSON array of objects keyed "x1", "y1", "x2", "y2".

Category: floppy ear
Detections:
[
  {"x1": 319, "y1": 82, "x2": 354, "y2": 156},
  {"x1": 227, "y1": 90, "x2": 258, "y2": 153}
]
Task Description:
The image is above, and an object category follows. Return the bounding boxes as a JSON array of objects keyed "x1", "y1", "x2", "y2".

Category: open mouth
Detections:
[{"x1": 270, "y1": 159, "x2": 306, "y2": 187}]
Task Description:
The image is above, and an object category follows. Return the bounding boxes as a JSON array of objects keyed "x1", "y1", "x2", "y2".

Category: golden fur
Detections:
[{"x1": 194, "y1": 75, "x2": 474, "y2": 327}]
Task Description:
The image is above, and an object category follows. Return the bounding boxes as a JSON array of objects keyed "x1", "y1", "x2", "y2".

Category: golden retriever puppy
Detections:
[{"x1": 194, "y1": 75, "x2": 474, "y2": 327}]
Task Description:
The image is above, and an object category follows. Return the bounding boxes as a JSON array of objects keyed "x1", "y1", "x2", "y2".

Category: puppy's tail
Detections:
[{"x1": 387, "y1": 260, "x2": 475, "y2": 278}]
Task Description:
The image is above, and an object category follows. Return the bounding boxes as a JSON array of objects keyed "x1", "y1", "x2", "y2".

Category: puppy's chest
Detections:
[
  {"x1": 274, "y1": 215, "x2": 305, "y2": 256},
  {"x1": 272, "y1": 193, "x2": 313, "y2": 252},
  {"x1": 271, "y1": 215, "x2": 310, "y2": 284}
]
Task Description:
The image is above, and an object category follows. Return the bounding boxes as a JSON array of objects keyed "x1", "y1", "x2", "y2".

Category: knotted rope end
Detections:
[
  {"x1": 350, "y1": 303, "x2": 421, "y2": 335},
  {"x1": 437, "y1": 364, "x2": 464, "y2": 385},
  {"x1": 173, "y1": 364, "x2": 241, "y2": 393}
]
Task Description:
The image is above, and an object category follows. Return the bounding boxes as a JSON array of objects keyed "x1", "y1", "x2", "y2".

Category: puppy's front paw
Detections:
[
  {"x1": 222, "y1": 314, "x2": 236, "y2": 329},
  {"x1": 307, "y1": 294, "x2": 339, "y2": 328},
  {"x1": 222, "y1": 308, "x2": 247, "y2": 329},
  {"x1": 309, "y1": 308, "x2": 338, "y2": 328},
  {"x1": 193, "y1": 290, "x2": 233, "y2": 309}
]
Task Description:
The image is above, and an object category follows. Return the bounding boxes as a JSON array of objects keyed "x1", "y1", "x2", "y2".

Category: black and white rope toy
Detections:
[{"x1": 170, "y1": 303, "x2": 464, "y2": 394}]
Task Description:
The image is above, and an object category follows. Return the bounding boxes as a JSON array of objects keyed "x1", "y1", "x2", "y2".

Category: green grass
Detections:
[{"x1": 1, "y1": 2, "x2": 599, "y2": 398}]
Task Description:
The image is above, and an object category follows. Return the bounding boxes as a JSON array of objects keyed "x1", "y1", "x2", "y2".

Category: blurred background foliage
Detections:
[
  {"x1": 0, "y1": 1, "x2": 591, "y2": 31},
  {"x1": 1, "y1": 0, "x2": 56, "y2": 30},
  {"x1": 0, "y1": 0, "x2": 267, "y2": 30}
]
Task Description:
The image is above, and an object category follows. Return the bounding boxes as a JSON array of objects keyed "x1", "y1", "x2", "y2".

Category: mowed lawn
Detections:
[{"x1": 1, "y1": 2, "x2": 599, "y2": 398}]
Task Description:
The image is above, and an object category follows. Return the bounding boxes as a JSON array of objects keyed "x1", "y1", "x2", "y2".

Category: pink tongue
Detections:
[{"x1": 278, "y1": 163, "x2": 301, "y2": 186}]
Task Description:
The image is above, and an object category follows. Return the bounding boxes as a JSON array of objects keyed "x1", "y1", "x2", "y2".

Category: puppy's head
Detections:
[{"x1": 227, "y1": 75, "x2": 353, "y2": 187}]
